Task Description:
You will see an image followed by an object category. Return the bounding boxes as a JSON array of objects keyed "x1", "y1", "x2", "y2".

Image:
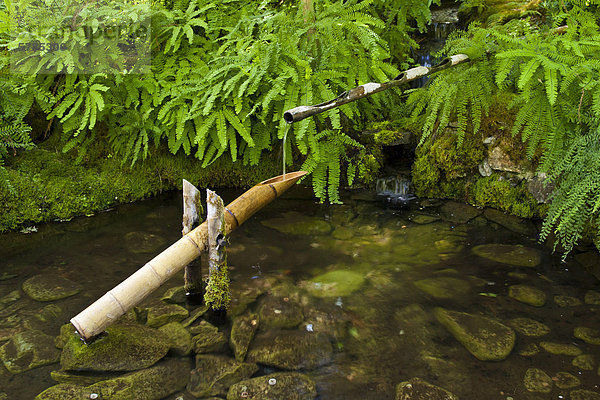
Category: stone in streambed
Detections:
[
  {"x1": 434, "y1": 308, "x2": 515, "y2": 361},
  {"x1": 60, "y1": 324, "x2": 170, "y2": 372},
  {"x1": 414, "y1": 277, "x2": 470, "y2": 299},
  {"x1": 440, "y1": 201, "x2": 481, "y2": 224},
  {"x1": 230, "y1": 312, "x2": 258, "y2": 362},
  {"x1": 124, "y1": 231, "x2": 167, "y2": 254},
  {"x1": 572, "y1": 354, "x2": 595, "y2": 370},
  {"x1": 246, "y1": 330, "x2": 332, "y2": 370},
  {"x1": 574, "y1": 326, "x2": 600, "y2": 345},
  {"x1": 507, "y1": 318, "x2": 550, "y2": 337},
  {"x1": 22, "y1": 274, "x2": 81, "y2": 301},
  {"x1": 524, "y1": 367, "x2": 552, "y2": 393},
  {"x1": 508, "y1": 285, "x2": 546, "y2": 307},
  {"x1": 554, "y1": 295, "x2": 582, "y2": 307},
  {"x1": 257, "y1": 296, "x2": 303, "y2": 330},
  {"x1": 144, "y1": 302, "x2": 189, "y2": 328},
  {"x1": 191, "y1": 321, "x2": 228, "y2": 354},
  {"x1": 36, "y1": 358, "x2": 190, "y2": 400},
  {"x1": 187, "y1": 354, "x2": 258, "y2": 398},
  {"x1": 331, "y1": 227, "x2": 354, "y2": 240},
  {"x1": 50, "y1": 369, "x2": 119, "y2": 385},
  {"x1": 0, "y1": 329, "x2": 60, "y2": 373},
  {"x1": 227, "y1": 372, "x2": 317, "y2": 400},
  {"x1": 552, "y1": 372, "x2": 580, "y2": 389},
  {"x1": 55, "y1": 323, "x2": 79, "y2": 349},
  {"x1": 571, "y1": 390, "x2": 600, "y2": 400},
  {"x1": 472, "y1": 244, "x2": 541, "y2": 267},
  {"x1": 304, "y1": 270, "x2": 364, "y2": 298},
  {"x1": 539, "y1": 341, "x2": 582, "y2": 356},
  {"x1": 483, "y1": 208, "x2": 537, "y2": 236},
  {"x1": 584, "y1": 290, "x2": 600, "y2": 305},
  {"x1": 158, "y1": 322, "x2": 192, "y2": 356},
  {"x1": 161, "y1": 286, "x2": 187, "y2": 304},
  {"x1": 261, "y1": 212, "x2": 332, "y2": 236},
  {"x1": 395, "y1": 377, "x2": 458, "y2": 400}
]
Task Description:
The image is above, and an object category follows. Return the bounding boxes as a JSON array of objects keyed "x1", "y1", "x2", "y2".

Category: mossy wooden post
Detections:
[
  {"x1": 204, "y1": 189, "x2": 230, "y2": 312},
  {"x1": 182, "y1": 179, "x2": 203, "y2": 302}
]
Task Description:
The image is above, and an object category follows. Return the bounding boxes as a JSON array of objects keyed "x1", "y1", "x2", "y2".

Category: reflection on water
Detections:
[{"x1": 1, "y1": 188, "x2": 599, "y2": 399}]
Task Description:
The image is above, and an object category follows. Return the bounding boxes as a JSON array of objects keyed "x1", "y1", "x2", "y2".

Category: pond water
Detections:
[{"x1": 1, "y1": 186, "x2": 599, "y2": 399}]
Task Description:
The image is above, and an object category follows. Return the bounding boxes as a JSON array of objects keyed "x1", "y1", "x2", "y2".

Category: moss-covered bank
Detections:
[{"x1": 0, "y1": 139, "x2": 280, "y2": 232}]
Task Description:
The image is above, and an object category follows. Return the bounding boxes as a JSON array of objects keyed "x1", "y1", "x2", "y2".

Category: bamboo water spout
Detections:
[{"x1": 70, "y1": 171, "x2": 307, "y2": 342}]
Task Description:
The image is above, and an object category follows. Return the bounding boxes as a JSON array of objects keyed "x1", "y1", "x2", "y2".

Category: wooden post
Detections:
[
  {"x1": 70, "y1": 171, "x2": 307, "y2": 342},
  {"x1": 182, "y1": 180, "x2": 203, "y2": 301},
  {"x1": 204, "y1": 189, "x2": 230, "y2": 311}
]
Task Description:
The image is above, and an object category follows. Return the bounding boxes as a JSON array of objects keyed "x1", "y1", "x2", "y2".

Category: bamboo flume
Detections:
[
  {"x1": 70, "y1": 171, "x2": 307, "y2": 342},
  {"x1": 283, "y1": 54, "x2": 470, "y2": 123}
]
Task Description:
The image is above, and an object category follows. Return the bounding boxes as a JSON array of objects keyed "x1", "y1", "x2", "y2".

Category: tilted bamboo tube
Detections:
[
  {"x1": 70, "y1": 171, "x2": 307, "y2": 342},
  {"x1": 283, "y1": 54, "x2": 470, "y2": 123}
]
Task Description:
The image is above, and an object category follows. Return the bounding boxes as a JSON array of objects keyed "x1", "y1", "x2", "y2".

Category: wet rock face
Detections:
[
  {"x1": 523, "y1": 367, "x2": 553, "y2": 393},
  {"x1": 22, "y1": 274, "x2": 81, "y2": 302},
  {"x1": 472, "y1": 244, "x2": 541, "y2": 267},
  {"x1": 246, "y1": 330, "x2": 333, "y2": 370},
  {"x1": 36, "y1": 358, "x2": 190, "y2": 400},
  {"x1": 257, "y1": 296, "x2": 304, "y2": 330},
  {"x1": 413, "y1": 277, "x2": 470, "y2": 299},
  {"x1": 124, "y1": 231, "x2": 167, "y2": 254},
  {"x1": 0, "y1": 329, "x2": 60, "y2": 373},
  {"x1": 508, "y1": 285, "x2": 547, "y2": 307},
  {"x1": 227, "y1": 372, "x2": 317, "y2": 400},
  {"x1": 395, "y1": 377, "x2": 459, "y2": 400},
  {"x1": 60, "y1": 324, "x2": 170, "y2": 372},
  {"x1": 230, "y1": 313, "x2": 258, "y2": 362},
  {"x1": 187, "y1": 355, "x2": 258, "y2": 398},
  {"x1": 434, "y1": 308, "x2": 516, "y2": 361}
]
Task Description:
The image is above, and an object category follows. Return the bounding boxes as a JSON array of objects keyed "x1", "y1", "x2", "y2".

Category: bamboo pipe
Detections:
[
  {"x1": 70, "y1": 171, "x2": 307, "y2": 342},
  {"x1": 283, "y1": 54, "x2": 470, "y2": 123}
]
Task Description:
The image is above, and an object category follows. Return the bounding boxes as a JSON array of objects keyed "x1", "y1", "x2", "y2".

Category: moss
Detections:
[
  {"x1": 0, "y1": 138, "x2": 281, "y2": 232},
  {"x1": 204, "y1": 267, "x2": 231, "y2": 311},
  {"x1": 468, "y1": 175, "x2": 545, "y2": 218}
]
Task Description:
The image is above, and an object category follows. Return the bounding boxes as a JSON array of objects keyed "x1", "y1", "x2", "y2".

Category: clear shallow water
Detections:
[{"x1": 1, "y1": 186, "x2": 599, "y2": 399}]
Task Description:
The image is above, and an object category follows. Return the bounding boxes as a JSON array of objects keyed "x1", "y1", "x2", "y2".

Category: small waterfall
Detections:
[{"x1": 376, "y1": 176, "x2": 416, "y2": 208}]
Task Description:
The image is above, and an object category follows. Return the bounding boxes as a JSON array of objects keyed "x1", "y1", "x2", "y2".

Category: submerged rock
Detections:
[
  {"x1": 539, "y1": 342, "x2": 582, "y2": 356},
  {"x1": 22, "y1": 274, "x2": 81, "y2": 301},
  {"x1": 55, "y1": 323, "x2": 78, "y2": 349},
  {"x1": 261, "y1": 212, "x2": 332, "y2": 236},
  {"x1": 191, "y1": 321, "x2": 228, "y2": 354},
  {"x1": 60, "y1": 324, "x2": 170, "y2": 372},
  {"x1": 434, "y1": 308, "x2": 515, "y2": 361},
  {"x1": 187, "y1": 354, "x2": 258, "y2": 398},
  {"x1": 552, "y1": 372, "x2": 580, "y2": 389},
  {"x1": 144, "y1": 302, "x2": 189, "y2": 328},
  {"x1": 304, "y1": 270, "x2": 365, "y2": 298},
  {"x1": 246, "y1": 330, "x2": 332, "y2": 370},
  {"x1": 158, "y1": 322, "x2": 193, "y2": 356},
  {"x1": 518, "y1": 343, "x2": 540, "y2": 357},
  {"x1": 331, "y1": 226, "x2": 354, "y2": 240},
  {"x1": 584, "y1": 290, "x2": 600, "y2": 305},
  {"x1": 230, "y1": 313, "x2": 258, "y2": 362},
  {"x1": 571, "y1": 390, "x2": 600, "y2": 400},
  {"x1": 50, "y1": 369, "x2": 119, "y2": 385},
  {"x1": 395, "y1": 377, "x2": 458, "y2": 400},
  {"x1": 36, "y1": 358, "x2": 190, "y2": 400},
  {"x1": 414, "y1": 277, "x2": 470, "y2": 299},
  {"x1": 572, "y1": 354, "x2": 595, "y2": 370},
  {"x1": 524, "y1": 367, "x2": 552, "y2": 393},
  {"x1": 554, "y1": 295, "x2": 582, "y2": 307},
  {"x1": 161, "y1": 286, "x2": 187, "y2": 304},
  {"x1": 507, "y1": 318, "x2": 550, "y2": 337},
  {"x1": 257, "y1": 296, "x2": 304, "y2": 330},
  {"x1": 508, "y1": 285, "x2": 547, "y2": 307},
  {"x1": 410, "y1": 214, "x2": 440, "y2": 225},
  {"x1": 483, "y1": 208, "x2": 537, "y2": 236},
  {"x1": 124, "y1": 231, "x2": 167, "y2": 254},
  {"x1": 574, "y1": 327, "x2": 600, "y2": 345},
  {"x1": 440, "y1": 201, "x2": 481, "y2": 224},
  {"x1": 227, "y1": 372, "x2": 317, "y2": 400},
  {"x1": 472, "y1": 244, "x2": 541, "y2": 267},
  {"x1": 0, "y1": 329, "x2": 60, "y2": 373}
]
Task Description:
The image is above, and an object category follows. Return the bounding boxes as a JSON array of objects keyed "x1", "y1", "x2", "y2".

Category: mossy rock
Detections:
[
  {"x1": 410, "y1": 214, "x2": 440, "y2": 225},
  {"x1": 524, "y1": 367, "x2": 552, "y2": 393},
  {"x1": 0, "y1": 329, "x2": 60, "y2": 373},
  {"x1": 144, "y1": 302, "x2": 189, "y2": 328},
  {"x1": 507, "y1": 318, "x2": 550, "y2": 337},
  {"x1": 518, "y1": 343, "x2": 540, "y2": 357},
  {"x1": 554, "y1": 295, "x2": 582, "y2": 307},
  {"x1": 552, "y1": 372, "x2": 580, "y2": 389},
  {"x1": 395, "y1": 377, "x2": 458, "y2": 400},
  {"x1": 246, "y1": 330, "x2": 332, "y2": 370},
  {"x1": 434, "y1": 308, "x2": 516, "y2": 361},
  {"x1": 230, "y1": 312, "x2": 258, "y2": 362},
  {"x1": 22, "y1": 274, "x2": 81, "y2": 301},
  {"x1": 257, "y1": 297, "x2": 304, "y2": 330},
  {"x1": 60, "y1": 324, "x2": 170, "y2": 372},
  {"x1": 331, "y1": 226, "x2": 354, "y2": 240},
  {"x1": 539, "y1": 342, "x2": 582, "y2": 356},
  {"x1": 227, "y1": 372, "x2": 317, "y2": 400},
  {"x1": 304, "y1": 270, "x2": 364, "y2": 298},
  {"x1": 191, "y1": 321, "x2": 228, "y2": 354},
  {"x1": 161, "y1": 286, "x2": 187, "y2": 304},
  {"x1": 158, "y1": 322, "x2": 192, "y2": 356},
  {"x1": 35, "y1": 304, "x2": 63, "y2": 322},
  {"x1": 187, "y1": 354, "x2": 258, "y2": 398},
  {"x1": 439, "y1": 201, "x2": 481, "y2": 224},
  {"x1": 584, "y1": 290, "x2": 600, "y2": 305},
  {"x1": 50, "y1": 369, "x2": 120, "y2": 385},
  {"x1": 55, "y1": 323, "x2": 79, "y2": 349},
  {"x1": 508, "y1": 285, "x2": 547, "y2": 307},
  {"x1": 472, "y1": 244, "x2": 541, "y2": 267},
  {"x1": 574, "y1": 327, "x2": 600, "y2": 345},
  {"x1": 414, "y1": 277, "x2": 471, "y2": 299},
  {"x1": 36, "y1": 358, "x2": 190, "y2": 400},
  {"x1": 571, "y1": 390, "x2": 600, "y2": 400},
  {"x1": 261, "y1": 212, "x2": 332, "y2": 236},
  {"x1": 124, "y1": 231, "x2": 167, "y2": 254},
  {"x1": 572, "y1": 354, "x2": 595, "y2": 371}
]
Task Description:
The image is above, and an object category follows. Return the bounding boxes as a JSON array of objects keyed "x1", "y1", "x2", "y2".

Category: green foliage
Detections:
[{"x1": 408, "y1": 0, "x2": 600, "y2": 253}]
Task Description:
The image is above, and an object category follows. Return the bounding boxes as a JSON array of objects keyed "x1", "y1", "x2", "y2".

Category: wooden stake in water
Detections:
[
  {"x1": 204, "y1": 189, "x2": 230, "y2": 311},
  {"x1": 182, "y1": 180, "x2": 203, "y2": 301}
]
